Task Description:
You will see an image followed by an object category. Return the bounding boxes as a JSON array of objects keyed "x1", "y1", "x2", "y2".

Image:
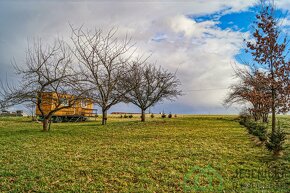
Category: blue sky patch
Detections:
[
  {"x1": 191, "y1": 8, "x2": 256, "y2": 32},
  {"x1": 189, "y1": 5, "x2": 289, "y2": 66},
  {"x1": 151, "y1": 33, "x2": 168, "y2": 42},
  {"x1": 216, "y1": 11, "x2": 256, "y2": 32}
]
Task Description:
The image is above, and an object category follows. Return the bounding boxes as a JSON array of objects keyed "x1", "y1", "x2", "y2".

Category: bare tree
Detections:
[
  {"x1": 224, "y1": 66, "x2": 271, "y2": 122},
  {"x1": 245, "y1": 1, "x2": 290, "y2": 132},
  {"x1": 0, "y1": 38, "x2": 84, "y2": 131},
  {"x1": 71, "y1": 26, "x2": 135, "y2": 125},
  {"x1": 124, "y1": 62, "x2": 181, "y2": 122}
]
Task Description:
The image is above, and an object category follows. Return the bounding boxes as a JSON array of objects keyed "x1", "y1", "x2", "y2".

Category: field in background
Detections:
[{"x1": 0, "y1": 115, "x2": 289, "y2": 192}]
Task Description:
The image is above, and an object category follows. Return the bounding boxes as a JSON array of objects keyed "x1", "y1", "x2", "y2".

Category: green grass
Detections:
[{"x1": 0, "y1": 115, "x2": 289, "y2": 192}]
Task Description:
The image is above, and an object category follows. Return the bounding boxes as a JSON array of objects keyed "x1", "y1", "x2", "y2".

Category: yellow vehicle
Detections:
[{"x1": 35, "y1": 92, "x2": 97, "y2": 122}]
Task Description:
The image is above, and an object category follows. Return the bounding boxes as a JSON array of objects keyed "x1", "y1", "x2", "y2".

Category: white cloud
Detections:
[
  {"x1": 275, "y1": 0, "x2": 290, "y2": 11},
  {"x1": 0, "y1": 0, "x2": 288, "y2": 114},
  {"x1": 169, "y1": 15, "x2": 202, "y2": 38},
  {"x1": 139, "y1": 14, "x2": 245, "y2": 108}
]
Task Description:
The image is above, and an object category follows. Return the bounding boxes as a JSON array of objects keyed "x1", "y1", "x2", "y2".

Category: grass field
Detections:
[{"x1": 0, "y1": 115, "x2": 289, "y2": 192}]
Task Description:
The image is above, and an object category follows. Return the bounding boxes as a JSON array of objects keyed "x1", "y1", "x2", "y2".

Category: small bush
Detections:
[
  {"x1": 239, "y1": 111, "x2": 267, "y2": 142},
  {"x1": 266, "y1": 125, "x2": 287, "y2": 156},
  {"x1": 174, "y1": 114, "x2": 177, "y2": 118},
  {"x1": 168, "y1": 113, "x2": 172, "y2": 118},
  {"x1": 124, "y1": 114, "x2": 128, "y2": 118},
  {"x1": 246, "y1": 121, "x2": 256, "y2": 134},
  {"x1": 250, "y1": 123, "x2": 267, "y2": 142},
  {"x1": 120, "y1": 115, "x2": 123, "y2": 118},
  {"x1": 128, "y1": 114, "x2": 133, "y2": 118},
  {"x1": 151, "y1": 113, "x2": 154, "y2": 118},
  {"x1": 239, "y1": 110, "x2": 251, "y2": 126},
  {"x1": 255, "y1": 124, "x2": 267, "y2": 141},
  {"x1": 161, "y1": 113, "x2": 166, "y2": 118}
]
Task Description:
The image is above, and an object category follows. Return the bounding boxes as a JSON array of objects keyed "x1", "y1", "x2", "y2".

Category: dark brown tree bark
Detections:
[
  {"x1": 102, "y1": 109, "x2": 107, "y2": 125},
  {"x1": 271, "y1": 86, "x2": 276, "y2": 132},
  {"x1": 141, "y1": 109, "x2": 145, "y2": 122},
  {"x1": 43, "y1": 117, "x2": 50, "y2": 132},
  {"x1": 43, "y1": 119, "x2": 49, "y2": 132}
]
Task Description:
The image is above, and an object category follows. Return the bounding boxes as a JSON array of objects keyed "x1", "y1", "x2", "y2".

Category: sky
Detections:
[{"x1": 0, "y1": 0, "x2": 290, "y2": 115}]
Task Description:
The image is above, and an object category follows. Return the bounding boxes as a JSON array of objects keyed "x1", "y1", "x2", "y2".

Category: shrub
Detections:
[
  {"x1": 250, "y1": 123, "x2": 267, "y2": 142},
  {"x1": 161, "y1": 113, "x2": 166, "y2": 118},
  {"x1": 120, "y1": 115, "x2": 123, "y2": 118},
  {"x1": 238, "y1": 110, "x2": 252, "y2": 126},
  {"x1": 168, "y1": 113, "x2": 172, "y2": 118},
  {"x1": 174, "y1": 114, "x2": 177, "y2": 118},
  {"x1": 128, "y1": 114, "x2": 133, "y2": 118},
  {"x1": 246, "y1": 121, "x2": 256, "y2": 134},
  {"x1": 266, "y1": 125, "x2": 287, "y2": 156},
  {"x1": 239, "y1": 112, "x2": 267, "y2": 142},
  {"x1": 255, "y1": 124, "x2": 267, "y2": 141},
  {"x1": 151, "y1": 113, "x2": 154, "y2": 118},
  {"x1": 124, "y1": 114, "x2": 128, "y2": 118}
]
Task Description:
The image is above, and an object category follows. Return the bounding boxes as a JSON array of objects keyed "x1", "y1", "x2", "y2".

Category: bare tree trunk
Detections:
[
  {"x1": 43, "y1": 118, "x2": 49, "y2": 132},
  {"x1": 262, "y1": 113, "x2": 268, "y2": 123},
  {"x1": 141, "y1": 109, "x2": 145, "y2": 122},
  {"x1": 254, "y1": 112, "x2": 258, "y2": 121},
  {"x1": 271, "y1": 87, "x2": 276, "y2": 133},
  {"x1": 102, "y1": 109, "x2": 107, "y2": 125}
]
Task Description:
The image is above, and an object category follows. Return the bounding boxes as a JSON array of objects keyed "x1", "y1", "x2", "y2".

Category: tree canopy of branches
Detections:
[
  {"x1": 71, "y1": 26, "x2": 135, "y2": 125},
  {"x1": 245, "y1": 1, "x2": 290, "y2": 132},
  {"x1": 1, "y1": 25, "x2": 182, "y2": 128},
  {"x1": 124, "y1": 62, "x2": 181, "y2": 122},
  {"x1": 0, "y1": 39, "x2": 83, "y2": 131},
  {"x1": 224, "y1": 67, "x2": 271, "y2": 122}
]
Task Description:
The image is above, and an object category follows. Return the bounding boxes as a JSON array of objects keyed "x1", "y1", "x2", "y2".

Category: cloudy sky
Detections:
[{"x1": 1, "y1": 0, "x2": 290, "y2": 114}]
